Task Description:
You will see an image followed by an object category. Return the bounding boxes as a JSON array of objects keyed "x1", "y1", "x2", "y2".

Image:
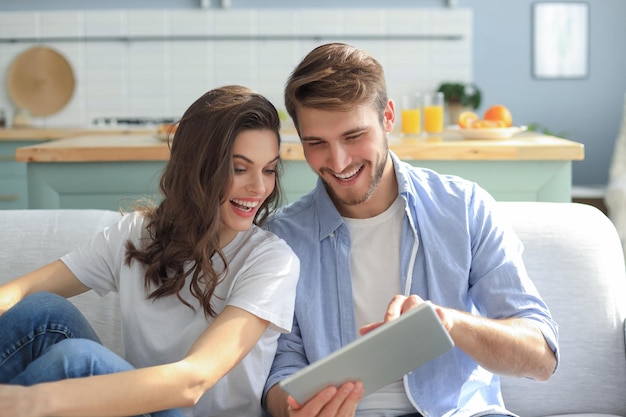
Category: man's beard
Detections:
[{"x1": 323, "y1": 139, "x2": 389, "y2": 207}]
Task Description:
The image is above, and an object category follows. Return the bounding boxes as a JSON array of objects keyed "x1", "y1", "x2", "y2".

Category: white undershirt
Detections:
[{"x1": 343, "y1": 196, "x2": 416, "y2": 416}]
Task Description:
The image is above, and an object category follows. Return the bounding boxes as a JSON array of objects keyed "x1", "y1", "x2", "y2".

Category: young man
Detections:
[{"x1": 262, "y1": 43, "x2": 558, "y2": 417}]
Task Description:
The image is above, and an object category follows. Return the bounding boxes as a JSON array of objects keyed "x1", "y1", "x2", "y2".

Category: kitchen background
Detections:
[{"x1": 0, "y1": 0, "x2": 625, "y2": 192}]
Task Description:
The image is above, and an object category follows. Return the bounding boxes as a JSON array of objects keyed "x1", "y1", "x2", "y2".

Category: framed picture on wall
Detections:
[{"x1": 532, "y1": 2, "x2": 589, "y2": 79}]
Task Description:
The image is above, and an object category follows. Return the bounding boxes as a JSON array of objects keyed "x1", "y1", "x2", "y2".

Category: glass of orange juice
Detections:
[
  {"x1": 401, "y1": 93, "x2": 421, "y2": 137},
  {"x1": 423, "y1": 92, "x2": 444, "y2": 134}
]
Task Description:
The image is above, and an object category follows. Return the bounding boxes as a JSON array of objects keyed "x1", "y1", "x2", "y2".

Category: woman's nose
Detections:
[{"x1": 247, "y1": 172, "x2": 266, "y2": 194}]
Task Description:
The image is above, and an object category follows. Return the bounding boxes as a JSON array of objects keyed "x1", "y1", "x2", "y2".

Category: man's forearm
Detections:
[
  {"x1": 266, "y1": 383, "x2": 290, "y2": 417},
  {"x1": 446, "y1": 308, "x2": 557, "y2": 381}
]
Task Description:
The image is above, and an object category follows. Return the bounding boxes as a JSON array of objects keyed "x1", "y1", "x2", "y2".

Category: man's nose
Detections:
[{"x1": 327, "y1": 143, "x2": 350, "y2": 173}]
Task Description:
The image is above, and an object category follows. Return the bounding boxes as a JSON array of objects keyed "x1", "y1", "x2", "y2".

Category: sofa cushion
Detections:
[{"x1": 0, "y1": 209, "x2": 123, "y2": 355}]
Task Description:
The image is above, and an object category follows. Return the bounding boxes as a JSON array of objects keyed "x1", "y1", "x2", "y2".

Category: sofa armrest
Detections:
[{"x1": 496, "y1": 202, "x2": 626, "y2": 417}]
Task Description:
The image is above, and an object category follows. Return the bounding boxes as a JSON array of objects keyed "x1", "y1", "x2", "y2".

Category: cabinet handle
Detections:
[{"x1": 0, "y1": 194, "x2": 19, "y2": 202}]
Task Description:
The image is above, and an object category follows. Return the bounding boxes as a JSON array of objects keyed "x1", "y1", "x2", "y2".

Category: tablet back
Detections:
[{"x1": 280, "y1": 303, "x2": 454, "y2": 404}]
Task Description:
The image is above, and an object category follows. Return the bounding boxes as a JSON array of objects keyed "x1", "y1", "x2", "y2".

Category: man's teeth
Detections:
[
  {"x1": 231, "y1": 199, "x2": 259, "y2": 210},
  {"x1": 334, "y1": 167, "x2": 361, "y2": 180}
]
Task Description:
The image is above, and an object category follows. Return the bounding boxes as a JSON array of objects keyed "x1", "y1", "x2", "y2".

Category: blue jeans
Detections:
[
  {"x1": 398, "y1": 413, "x2": 511, "y2": 417},
  {"x1": 0, "y1": 292, "x2": 184, "y2": 417}
]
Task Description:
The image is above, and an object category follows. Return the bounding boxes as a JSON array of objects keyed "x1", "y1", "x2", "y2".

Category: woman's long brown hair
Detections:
[{"x1": 125, "y1": 85, "x2": 283, "y2": 318}]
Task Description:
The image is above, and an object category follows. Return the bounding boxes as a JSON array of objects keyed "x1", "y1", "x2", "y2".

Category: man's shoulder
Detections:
[
  {"x1": 398, "y1": 161, "x2": 478, "y2": 199},
  {"x1": 400, "y1": 160, "x2": 473, "y2": 186},
  {"x1": 266, "y1": 193, "x2": 319, "y2": 231}
]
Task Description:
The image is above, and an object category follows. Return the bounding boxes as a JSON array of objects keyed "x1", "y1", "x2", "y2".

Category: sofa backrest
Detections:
[
  {"x1": 1, "y1": 203, "x2": 625, "y2": 416},
  {"x1": 0, "y1": 209, "x2": 123, "y2": 355},
  {"x1": 498, "y1": 202, "x2": 626, "y2": 417}
]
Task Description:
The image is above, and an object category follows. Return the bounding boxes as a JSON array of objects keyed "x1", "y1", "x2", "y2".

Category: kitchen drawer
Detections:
[{"x1": 0, "y1": 178, "x2": 28, "y2": 209}]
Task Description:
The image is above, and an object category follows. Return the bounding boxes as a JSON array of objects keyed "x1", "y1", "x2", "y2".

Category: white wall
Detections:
[{"x1": 0, "y1": 8, "x2": 471, "y2": 127}]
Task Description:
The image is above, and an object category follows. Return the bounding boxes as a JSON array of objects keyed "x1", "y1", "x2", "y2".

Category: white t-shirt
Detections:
[
  {"x1": 343, "y1": 196, "x2": 404, "y2": 331},
  {"x1": 343, "y1": 196, "x2": 416, "y2": 415},
  {"x1": 61, "y1": 212, "x2": 300, "y2": 417}
]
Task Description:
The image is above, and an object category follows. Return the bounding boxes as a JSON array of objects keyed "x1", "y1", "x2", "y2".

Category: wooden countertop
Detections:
[
  {"x1": 0, "y1": 127, "x2": 156, "y2": 141},
  {"x1": 15, "y1": 131, "x2": 585, "y2": 163}
]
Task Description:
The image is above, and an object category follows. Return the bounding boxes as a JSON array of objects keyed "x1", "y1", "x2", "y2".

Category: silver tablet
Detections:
[{"x1": 279, "y1": 303, "x2": 454, "y2": 405}]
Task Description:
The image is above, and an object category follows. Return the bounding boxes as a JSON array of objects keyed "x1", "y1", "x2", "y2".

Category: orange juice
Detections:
[
  {"x1": 424, "y1": 105, "x2": 444, "y2": 133},
  {"x1": 401, "y1": 109, "x2": 421, "y2": 135}
]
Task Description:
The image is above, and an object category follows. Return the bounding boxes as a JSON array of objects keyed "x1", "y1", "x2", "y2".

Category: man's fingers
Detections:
[
  {"x1": 384, "y1": 294, "x2": 424, "y2": 322},
  {"x1": 320, "y1": 382, "x2": 363, "y2": 417}
]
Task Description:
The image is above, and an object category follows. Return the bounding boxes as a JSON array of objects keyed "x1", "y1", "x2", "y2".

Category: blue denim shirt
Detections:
[{"x1": 263, "y1": 152, "x2": 559, "y2": 417}]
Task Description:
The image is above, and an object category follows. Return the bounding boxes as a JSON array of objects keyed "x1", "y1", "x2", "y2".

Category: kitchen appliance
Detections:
[{"x1": 91, "y1": 117, "x2": 177, "y2": 129}]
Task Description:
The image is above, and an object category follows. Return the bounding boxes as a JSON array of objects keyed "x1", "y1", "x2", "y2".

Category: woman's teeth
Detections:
[{"x1": 231, "y1": 199, "x2": 259, "y2": 211}]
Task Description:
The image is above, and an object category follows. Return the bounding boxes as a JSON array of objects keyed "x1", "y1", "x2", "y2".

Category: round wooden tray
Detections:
[{"x1": 6, "y1": 46, "x2": 75, "y2": 117}]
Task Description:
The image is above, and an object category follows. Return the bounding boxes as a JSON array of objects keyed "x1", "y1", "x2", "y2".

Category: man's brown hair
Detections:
[{"x1": 284, "y1": 43, "x2": 388, "y2": 130}]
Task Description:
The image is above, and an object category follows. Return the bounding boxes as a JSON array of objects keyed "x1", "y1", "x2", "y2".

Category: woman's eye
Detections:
[
  {"x1": 234, "y1": 167, "x2": 246, "y2": 174},
  {"x1": 264, "y1": 168, "x2": 277, "y2": 175}
]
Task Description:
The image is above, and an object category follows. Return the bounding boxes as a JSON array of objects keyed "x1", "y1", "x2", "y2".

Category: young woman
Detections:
[{"x1": 0, "y1": 85, "x2": 300, "y2": 417}]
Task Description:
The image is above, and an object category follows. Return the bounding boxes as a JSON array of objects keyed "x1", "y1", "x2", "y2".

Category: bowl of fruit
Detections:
[{"x1": 446, "y1": 104, "x2": 526, "y2": 140}]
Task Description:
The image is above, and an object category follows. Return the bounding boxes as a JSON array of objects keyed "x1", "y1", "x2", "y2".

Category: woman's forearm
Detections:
[
  {"x1": 31, "y1": 362, "x2": 203, "y2": 417},
  {"x1": 0, "y1": 260, "x2": 88, "y2": 317}
]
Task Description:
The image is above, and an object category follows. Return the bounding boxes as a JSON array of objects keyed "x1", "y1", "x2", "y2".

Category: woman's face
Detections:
[{"x1": 219, "y1": 129, "x2": 280, "y2": 246}]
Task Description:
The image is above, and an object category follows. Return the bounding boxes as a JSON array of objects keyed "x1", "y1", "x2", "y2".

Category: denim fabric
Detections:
[
  {"x1": 0, "y1": 292, "x2": 184, "y2": 417},
  {"x1": 398, "y1": 413, "x2": 512, "y2": 417},
  {"x1": 1, "y1": 292, "x2": 102, "y2": 382}
]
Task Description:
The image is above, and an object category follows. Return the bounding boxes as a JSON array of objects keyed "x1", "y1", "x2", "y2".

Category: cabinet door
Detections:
[
  {"x1": 0, "y1": 178, "x2": 28, "y2": 209},
  {"x1": 26, "y1": 161, "x2": 165, "y2": 210},
  {"x1": 0, "y1": 141, "x2": 42, "y2": 209}
]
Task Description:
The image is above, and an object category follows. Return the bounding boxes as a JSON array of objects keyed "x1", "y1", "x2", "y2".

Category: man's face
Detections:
[{"x1": 296, "y1": 101, "x2": 397, "y2": 218}]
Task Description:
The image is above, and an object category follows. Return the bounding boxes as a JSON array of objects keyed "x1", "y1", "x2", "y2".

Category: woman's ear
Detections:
[{"x1": 383, "y1": 99, "x2": 396, "y2": 133}]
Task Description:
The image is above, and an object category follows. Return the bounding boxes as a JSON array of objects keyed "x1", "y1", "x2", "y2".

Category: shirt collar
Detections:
[{"x1": 311, "y1": 151, "x2": 413, "y2": 240}]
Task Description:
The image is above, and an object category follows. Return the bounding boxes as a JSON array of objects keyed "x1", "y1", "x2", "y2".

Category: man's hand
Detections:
[
  {"x1": 360, "y1": 294, "x2": 556, "y2": 382},
  {"x1": 359, "y1": 294, "x2": 448, "y2": 336},
  {"x1": 267, "y1": 381, "x2": 363, "y2": 417}
]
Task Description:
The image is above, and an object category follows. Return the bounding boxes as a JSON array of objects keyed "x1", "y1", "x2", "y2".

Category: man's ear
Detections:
[{"x1": 383, "y1": 99, "x2": 396, "y2": 133}]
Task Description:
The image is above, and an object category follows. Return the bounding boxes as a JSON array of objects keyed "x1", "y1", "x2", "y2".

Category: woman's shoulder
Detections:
[
  {"x1": 246, "y1": 224, "x2": 293, "y2": 247},
  {"x1": 104, "y1": 211, "x2": 150, "y2": 244},
  {"x1": 238, "y1": 225, "x2": 297, "y2": 258}
]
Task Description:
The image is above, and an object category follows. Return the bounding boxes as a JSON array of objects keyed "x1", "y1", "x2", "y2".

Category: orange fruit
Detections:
[
  {"x1": 472, "y1": 119, "x2": 507, "y2": 129},
  {"x1": 483, "y1": 105, "x2": 512, "y2": 127},
  {"x1": 458, "y1": 111, "x2": 479, "y2": 128}
]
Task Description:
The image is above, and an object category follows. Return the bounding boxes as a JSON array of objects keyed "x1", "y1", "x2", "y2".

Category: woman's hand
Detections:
[{"x1": 0, "y1": 384, "x2": 40, "y2": 417}]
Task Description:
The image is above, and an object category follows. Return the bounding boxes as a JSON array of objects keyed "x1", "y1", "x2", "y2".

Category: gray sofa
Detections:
[{"x1": 1, "y1": 203, "x2": 625, "y2": 417}]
